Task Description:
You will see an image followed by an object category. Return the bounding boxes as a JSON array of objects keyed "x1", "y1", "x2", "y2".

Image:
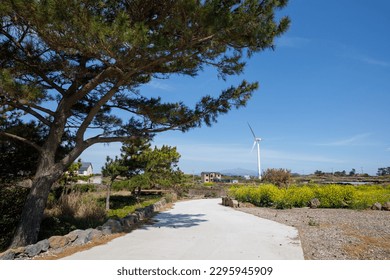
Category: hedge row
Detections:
[{"x1": 228, "y1": 184, "x2": 390, "y2": 209}]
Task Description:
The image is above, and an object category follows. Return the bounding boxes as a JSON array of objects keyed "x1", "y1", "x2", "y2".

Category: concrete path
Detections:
[{"x1": 62, "y1": 199, "x2": 304, "y2": 260}]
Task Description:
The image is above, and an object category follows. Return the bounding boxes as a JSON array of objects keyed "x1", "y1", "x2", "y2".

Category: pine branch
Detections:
[
  {"x1": 75, "y1": 81, "x2": 122, "y2": 144},
  {"x1": 9, "y1": 101, "x2": 52, "y2": 126},
  {"x1": 0, "y1": 132, "x2": 43, "y2": 153}
]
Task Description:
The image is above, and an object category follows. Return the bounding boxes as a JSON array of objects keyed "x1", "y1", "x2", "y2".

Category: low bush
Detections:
[
  {"x1": 72, "y1": 183, "x2": 96, "y2": 193},
  {"x1": 351, "y1": 186, "x2": 390, "y2": 209},
  {"x1": 313, "y1": 185, "x2": 355, "y2": 208},
  {"x1": 274, "y1": 186, "x2": 316, "y2": 209},
  {"x1": 163, "y1": 193, "x2": 176, "y2": 203},
  {"x1": 0, "y1": 186, "x2": 29, "y2": 251},
  {"x1": 262, "y1": 168, "x2": 292, "y2": 188},
  {"x1": 107, "y1": 196, "x2": 161, "y2": 218},
  {"x1": 229, "y1": 184, "x2": 279, "y2": 207},
  {"x1": 229, "y1": 184, "x2": 390, "y2": 210}
]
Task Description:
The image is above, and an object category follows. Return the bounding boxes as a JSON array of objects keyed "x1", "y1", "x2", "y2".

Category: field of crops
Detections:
[{"x1": 228, "y1": 184, "x2": 390, "y2": 209}]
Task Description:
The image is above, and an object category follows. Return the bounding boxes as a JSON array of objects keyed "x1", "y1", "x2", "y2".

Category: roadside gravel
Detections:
[{"x1": 237, "y1": 206, "x2": 390, "y2": 260}]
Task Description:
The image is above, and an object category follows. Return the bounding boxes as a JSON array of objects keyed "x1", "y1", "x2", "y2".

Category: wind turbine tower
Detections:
[{"x1": 248, "y1": 123, "x2": 262, "y2": 180}]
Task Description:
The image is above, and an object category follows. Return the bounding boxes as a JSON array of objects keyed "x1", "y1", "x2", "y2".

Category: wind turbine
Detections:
[{"x1": 248, "y1": 123, "x2": 262, "y2": 180}]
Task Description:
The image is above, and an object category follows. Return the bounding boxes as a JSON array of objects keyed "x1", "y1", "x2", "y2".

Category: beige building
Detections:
[{"x1": 201, "y1": 172, "x2": 222, "y2": 183}]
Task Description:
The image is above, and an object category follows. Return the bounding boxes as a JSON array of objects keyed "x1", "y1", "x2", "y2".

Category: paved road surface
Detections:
[{"x1": 63, "y1": 199, "x2": 304, "y2": 260}]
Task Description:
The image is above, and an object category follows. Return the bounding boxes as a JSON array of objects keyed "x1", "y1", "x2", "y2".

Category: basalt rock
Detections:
[
  {"x1": 25, "y1": 239, "x2": 49, "y2": 257},
  {"x1": 0, "y1": 250, "x2": 16, "y2": 260},
  {"x1": 48, "y1": 235, "x2": 70, "y2": 249},
  {"x1": 371, "y1": 202, "x2": 382, "y2": 210},
  {"x1": 121, "y1": 214, "x2": 138, "y2": 231},
  {"x1": 382, "y1": 202, "x2": 390, "y2": 211},
  {"x1": 102, "y1": 219, "x2": 123, "y2": 234},
  {"x1": 221, "y1": 197, "x2": 239, "y2": 208},
  {"x1": 309, "y1": 198, "x2": 321, "y2": 209}
]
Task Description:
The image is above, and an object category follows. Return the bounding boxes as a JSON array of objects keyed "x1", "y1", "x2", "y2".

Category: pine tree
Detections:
[{"x1": 0, "y1": 0, "x2": 290, "y2": 247}]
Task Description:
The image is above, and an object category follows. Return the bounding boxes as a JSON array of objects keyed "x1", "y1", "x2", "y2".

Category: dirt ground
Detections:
[{"x1": 237, "y1": 205, "x2": 390, "y2": 260}]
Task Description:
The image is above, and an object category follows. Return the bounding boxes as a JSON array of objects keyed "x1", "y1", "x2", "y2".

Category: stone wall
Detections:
[{"x1": 0, "y1": 198, "x2": 167, "y2": 260}]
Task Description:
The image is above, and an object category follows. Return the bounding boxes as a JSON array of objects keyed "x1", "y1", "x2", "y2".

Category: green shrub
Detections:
[
  {"x1": 314, "y1": 185, "x2": 355, "y2": 208},
  {"x1": 229, "y1": 184, "x2": 390, "y2": 210},
  {"x1": 0, "y1": 186, "x2": 29, "y2": 252},
  {"x1": 273, "y1": 188, "x2": 292, "y2": 209},
  {"x1": 273, "y1": 186, "x2": 315, "y2": 209},
  {"x1": 72, "y1": 183, "x2": 96, "y2": 192},
  {"x1": 163, "y1": 192, "x2": 176, "y2": 203},
  {"x1": 351, "y1": 185, "x2": 390, "y2": 209},
  {"x1": 107, "y1": 196, "x2": 161, "y2": 218},
  {"x1": 288, "y1": 186, "x2": 316, "y2": 207},
  {"x1": 229, "y1": 184, "x2": 279, "y2": 207}
]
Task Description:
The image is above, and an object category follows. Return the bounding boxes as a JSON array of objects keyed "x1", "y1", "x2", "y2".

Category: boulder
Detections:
[
  {"x1": 102, "y1": 219, "x2": 123, "y2": 234},
  {"x1": 121, "y1": 215, "x2": 138, "y2": 230},
  {"x1": 231, "y1": 199, "x2": 239, "y2": 208},
  {"x1": 0, "y1": 250, "x2": 15, "y2": 260},
  {"x1": 65, "y1": 229, "x2": 84, "y2": 242},
  {"x1": 152, "y1": 200, "x2": 166, "y2": 212},
  {"x1": 73, "y1": 228, "x2": 101, "y2": 245},
  {"x1": 73, "y1": 230, "x2": 92, "y2": 246},
  {"x1": 48, "y1": 235, "x2": 70, "y2": 249},
  {"x1": 25, "y1": 239, "x2": 49, "y2": 257},
  {"x1": 88, "y1": 228, "x2": 103, "y2": 240},
  {"x1": 371, "y1": 202, "x2": 382, "y2": 210},
  {"x1": 134, "y1": 210, "x2": 146, "y2": 221},
  {"x1": 222, "y1": 197, "x2": 228, "y2": 206},
  {"x1": 309, "y1": 198, "x2": 321, "y2": 209},
  {"x1": 382, "y1": 202, "x2": 390, "y2": 211},
  {"x1": 144, "y1": 205, "x2": 154, "y2": 218}
]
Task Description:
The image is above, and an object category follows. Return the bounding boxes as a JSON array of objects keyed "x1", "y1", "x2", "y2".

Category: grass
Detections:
[
  {"x1": 229, "y1": 184, "x2": 390, "y2": 210},
  {"x1": 106, "y1": 195, "x2": 161, "y2": 218},
  {"x1": 39, "y1": 191, "x2": 162, "y2": 240},
  {"x1": 1, "y1": 186, "x2": 165, "y2": 252}
]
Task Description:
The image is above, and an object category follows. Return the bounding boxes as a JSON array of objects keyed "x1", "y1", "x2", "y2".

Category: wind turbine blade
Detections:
[
  {"x1": 250, "y1": 141, "x2": 256, "y2": 153},
  {"x1": 247, "y1": 122, "x2": 256, "y2": 139}
]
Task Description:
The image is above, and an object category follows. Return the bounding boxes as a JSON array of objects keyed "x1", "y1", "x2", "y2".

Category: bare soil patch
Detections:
[{"x1": 237, "y1": 206, "x2": 390, "y2": 260}]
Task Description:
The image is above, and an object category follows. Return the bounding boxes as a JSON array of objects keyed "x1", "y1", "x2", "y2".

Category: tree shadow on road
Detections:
[{"x1": 142, "y1": 213, "x2": 208, "y2": 229}]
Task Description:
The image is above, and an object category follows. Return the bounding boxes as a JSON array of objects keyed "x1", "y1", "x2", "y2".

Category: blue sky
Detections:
[{"x1": 81, "y1": 0, "x2": 390, "y2": 175}]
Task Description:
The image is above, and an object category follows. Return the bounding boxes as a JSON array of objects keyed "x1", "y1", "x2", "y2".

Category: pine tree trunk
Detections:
[
  {"x1": 106, "y1": 183, "x2": 111, "y2": 211},
  {"x1": 9, "y1": 165, "x2": 63, "y2": 248},
  {"x1": 136, "y1": 186, "x2": 141, "y2": 197}
]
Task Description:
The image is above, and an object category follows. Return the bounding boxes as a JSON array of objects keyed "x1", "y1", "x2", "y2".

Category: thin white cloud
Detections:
[
  {"x1": 316, "y1": 133, "x2": 372, "y2": 146},
  {"x1": 275, "y1": 36, "x2": 311, "y2": 48},
  {"x1": 173, "y1": 142, "x2": 344, "y2": 168},
  {"x1": 359, "y1": 57, "x2": 390, "y2": 67},
  {"x1": 342, "y1": 49, "x2": 390, "y2": 67},
  {"x1": 147, "y1": 81, "x2": 174, "y2": 91}
]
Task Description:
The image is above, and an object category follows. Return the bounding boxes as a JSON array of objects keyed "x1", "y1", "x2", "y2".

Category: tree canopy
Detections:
[
  {"x1": 0, "y1": 0, "x2": 290, "y2": 247},
  {"x1": 1, "y1": 0, "x2": 289, "y2": 155}
]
